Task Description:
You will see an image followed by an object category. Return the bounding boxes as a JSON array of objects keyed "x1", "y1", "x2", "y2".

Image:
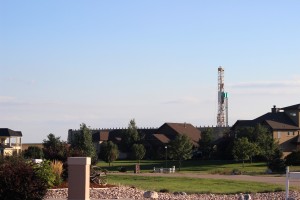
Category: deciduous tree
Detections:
[
  {"x1": 198, "y1": 128, "x2": 214, "y2": 159},
  {"x1": 131, "y1": 143, "x2": 146, "y2": 163},
  {"x1": 168, "y1": 134, "x2": 193, "y2": 170},
  {"x1": 99, "y1": 141, "x2": 119, "y2": 166},
  {"x1": 232, "y1": 137, "x2": 258, "y2": 167}
]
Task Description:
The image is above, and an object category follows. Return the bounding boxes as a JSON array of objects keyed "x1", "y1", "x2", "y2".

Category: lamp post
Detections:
[{"x1": 165, "y1": 146, "x2": 167, "y2": 168}]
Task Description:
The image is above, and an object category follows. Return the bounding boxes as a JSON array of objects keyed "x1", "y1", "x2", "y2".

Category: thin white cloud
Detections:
[
  {"x1": 0, "y1": 96, "x2": 16, "y2": 103},
  {"x1": 4, "y1": 77, "x2": 36, "y2": 85},
  {"x1": 229, "y1": 80, "x2": 300, "y2": 88},
  {"x1": 228, "y1": 77, "x2": 300, "y2": 96}
]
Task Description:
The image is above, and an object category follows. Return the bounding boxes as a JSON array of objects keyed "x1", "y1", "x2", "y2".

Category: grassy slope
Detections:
[{"x1": 107, "y1": 174, "x2": 284, "y2": 194}]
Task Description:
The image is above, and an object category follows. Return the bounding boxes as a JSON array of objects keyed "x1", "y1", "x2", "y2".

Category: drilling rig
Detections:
[{"x1": 217, "y1": 66, "x2": 228, "y2": 127}]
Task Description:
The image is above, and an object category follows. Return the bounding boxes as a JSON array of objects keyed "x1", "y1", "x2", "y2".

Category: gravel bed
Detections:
[{"x1": 44, "y1": 187, "x2": 300, "y2": 200}]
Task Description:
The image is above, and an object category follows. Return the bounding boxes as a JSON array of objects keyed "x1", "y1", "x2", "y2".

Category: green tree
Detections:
[
  {"x1": 198, "y1": 128, "x2": 213, "y2": 159},
  {"x1": 232, "y1": 137, "x2": 258, "y2": 167},
  {"x1": 121, "y1": 119, "x2": 141, "y2": 152},
  {"x1": 122, "y1": 119, "x2": 139, "y2": 148},
  {"x1": 131, "y1": 144, "x2": 146, "y2": 163},
  {"x1": 257, "y1": 131, "x2": 282, "y2": 163},
  {"x1": 234, "y1": 124, "x2": 282, "y2": 163},
  {"x1": 168, "y1": 134, "x2": 193, "y2": 171},
  {"x1": 70, "y1": 123, "x2": 98, "y2": 164},
  {"x1": 43, "y1": 133, "x2": 69, "y2": 162},
  {"x1": 23, "y1": 146, "x2": 44, "y2": 159},
  {"x1": 99, "y1": 141, "x2": 119, "y2": 166}
]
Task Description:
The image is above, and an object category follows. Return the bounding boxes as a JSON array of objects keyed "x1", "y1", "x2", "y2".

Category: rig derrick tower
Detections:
[{"x1": 217, "y1": 66, "x2": 228, "y2": 127}]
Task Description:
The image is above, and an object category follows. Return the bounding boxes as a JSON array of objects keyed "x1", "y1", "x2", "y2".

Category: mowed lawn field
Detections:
[
  {"x1": 97, "y1": 160, "x2": 300, "y2": 194},
  {"x1": 97, "y1": 159, "x2": 300, "y2": 174},
  {"x1": 106, "y1": 174, "x2": 284, "y2": 194}
]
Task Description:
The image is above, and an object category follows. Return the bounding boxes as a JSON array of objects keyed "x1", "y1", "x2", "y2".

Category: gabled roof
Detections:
[
  {"x1": 264, "y1": 120, "x2": 299, "y2": 130},
  {"x1": 254, "y1": 112, "x2": 295, "y2": 124},
  {"x1": 153, "y1": 134, "x2": 170, "y2": 144},
  {"x1": 0, "y1": 128, "x2": 22, "y2": 137},
  {"x1": 282, "y1": 104, "x2": 300, "y2": 111},
  {"x1": 231, "y1": 106, "x2": 300, "y2": 131},
  {"x1": 158, "y1": 123, "x2": 201, "y2": 146},
  {"x1": 231, "y1": 120, "x2": 257, "y2": 129}
]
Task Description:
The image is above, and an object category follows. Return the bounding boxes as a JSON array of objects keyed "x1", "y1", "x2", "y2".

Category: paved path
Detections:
[{"x1": 111, "y1": 172, "x2": 300, "y2": 188}]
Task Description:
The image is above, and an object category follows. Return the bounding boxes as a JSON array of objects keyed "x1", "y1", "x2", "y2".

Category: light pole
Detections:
[{"x1": 165, "y1": 146, "x2": 167, "y2": 168}]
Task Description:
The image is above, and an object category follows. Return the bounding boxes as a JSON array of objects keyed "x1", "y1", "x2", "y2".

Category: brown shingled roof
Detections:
[
  {"x1": 264, "y1": 120, "x2": 300, "y2": 130},
  {"x1": 153, "y1": 134, "x2": 170, "y2": 144},
  {"x1": 157, "y1": 123, "x2": 201, "y2": 146}
]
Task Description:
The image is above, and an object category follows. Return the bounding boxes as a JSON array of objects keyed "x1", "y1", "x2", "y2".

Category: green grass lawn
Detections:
[
  {"x1": 97, "y1": 160, "x2": 267, "y2": 174},
  {"x1": 97, "y1": 159, "x2": 300, "y2": 175},
  {"x1": 107, "y1": 174, "x2": 284, "y2": 194}
]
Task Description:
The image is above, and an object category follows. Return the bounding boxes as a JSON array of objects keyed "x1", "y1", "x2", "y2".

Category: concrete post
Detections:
[{"x1": 68, "y1": 157, "x2": 91, "y2": 200}]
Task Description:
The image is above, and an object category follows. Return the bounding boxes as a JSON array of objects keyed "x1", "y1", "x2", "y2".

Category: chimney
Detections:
[{"x1": 272, "y1": 105, "x2": 279, "y2": 113}]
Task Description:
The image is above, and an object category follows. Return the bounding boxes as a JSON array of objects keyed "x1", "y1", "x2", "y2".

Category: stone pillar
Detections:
[{"x1": 68, "y1": 157, "x2": 91, "y2": 200}]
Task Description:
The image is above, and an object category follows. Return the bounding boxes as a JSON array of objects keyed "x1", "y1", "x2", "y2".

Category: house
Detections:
[
  {"x1": 0, "y1": 128, "x2": 22, "y2": 156},
  {"x1": 231, "y1": 104, "x2": 300, "y2": 156},
  {"x1": 68, "y1": 122, "x2": 201, "y2": 158}
]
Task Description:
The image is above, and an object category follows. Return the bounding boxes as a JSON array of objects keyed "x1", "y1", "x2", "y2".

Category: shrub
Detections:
[
  {"x1": 268, "y1": 158, "x2": 286, "y2": 173},
  {"x1": 285, "y1": 151, "x2": 300, "y2": 166},
  {"x1": 0, "y1": 156, "x2": 48, "y2": 200},
  {"x1": 118, "y1": 166, "x2": 127, "y2": 172},
  {"x1": 51, "y1": 160, "x2": 63, "y2": 186},
  {"x1": 231, "y1": 168, "x2": 242, "y2": 175},
  {"x1": 33, "y1": 160, "x2": 56, "y2": 188},
  {"x1": 23, "y1": 146, "x2": 44, "y2": 159},
  {"x1": 160, "y1": 189, "x2": 169, "y2": 193}
]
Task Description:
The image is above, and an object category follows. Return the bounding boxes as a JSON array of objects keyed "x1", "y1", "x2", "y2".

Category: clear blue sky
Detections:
[{"x1": 1, "y1": 1, "x2": 300, "y2": 143}]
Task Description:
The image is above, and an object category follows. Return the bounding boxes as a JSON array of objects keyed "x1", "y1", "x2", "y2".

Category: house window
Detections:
[{"x1": 277, "y1": 131, "x2": 281, "y2": 138}]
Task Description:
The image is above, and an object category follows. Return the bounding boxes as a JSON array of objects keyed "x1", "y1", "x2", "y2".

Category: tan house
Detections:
[
  {"x1": 0, "y1": 128, "x2": 22, "y2": 156},
  {"x1": 231, "y1": 104, "x2": 300, "y2": 156}
]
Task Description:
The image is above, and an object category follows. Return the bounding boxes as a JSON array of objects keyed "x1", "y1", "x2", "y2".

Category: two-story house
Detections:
[
  {"x1": 231, "y1": 104, "x2": 300, "y2": 157},
  {"x1": 0, "y1": 128, "x2": 22, "y2": 156}
]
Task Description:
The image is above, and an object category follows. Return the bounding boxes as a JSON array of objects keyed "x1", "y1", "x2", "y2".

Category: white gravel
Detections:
[{"x1": 44, "y1": 186, "x2": 300, "y2": 200}]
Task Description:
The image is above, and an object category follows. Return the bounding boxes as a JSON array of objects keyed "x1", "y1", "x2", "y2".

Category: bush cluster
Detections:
[
  {"x1": 0, "y1": 157, "x2": 48, "y2": 200},
  {"x1": 268, "y1": 158, "x2": 286, "y2": 173}
]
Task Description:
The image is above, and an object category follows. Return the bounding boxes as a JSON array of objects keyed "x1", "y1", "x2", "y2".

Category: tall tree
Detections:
[
  {"x1": 131, "y1": 144, "x2": 146, "y2": 163},
  {"x1": 43, "y1": 133, "x2": 68, "y2": 161},
  {"x1": 99, "y1": 141, "x2": 119, "y2": 166},
  {"x1": 121, "y1": 119, "x2": 140, "y2": 151},
  {"x1": 168, "y1": 134, "x2": 193, "y2": 170},
  {"x1": 198, "y1": 128, "x2": 213, "y2": 159},
  {"x1": 70, "y1": 123, "x2": 98, "y2": 164}
]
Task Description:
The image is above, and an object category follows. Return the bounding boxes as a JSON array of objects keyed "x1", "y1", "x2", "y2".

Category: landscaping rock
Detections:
[
  {"x1": 238, "y1": 193, "x2": 244, "y2": 200},
  {"x1": 244, "y1": 193, "x2": 251, "y2": 200},
  {"x1": 143, "y1": 191, "x2": 158, "y2": 199}
]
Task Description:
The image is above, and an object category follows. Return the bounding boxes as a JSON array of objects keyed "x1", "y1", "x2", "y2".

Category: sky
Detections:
[{"x1": 1, "y1": 1, "x2": 300, "y2": 143}]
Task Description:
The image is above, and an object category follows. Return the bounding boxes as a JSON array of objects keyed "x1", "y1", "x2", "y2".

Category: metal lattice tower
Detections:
[{"x1": 217, "y1": 66, "x2": 228, "y2": 127}]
